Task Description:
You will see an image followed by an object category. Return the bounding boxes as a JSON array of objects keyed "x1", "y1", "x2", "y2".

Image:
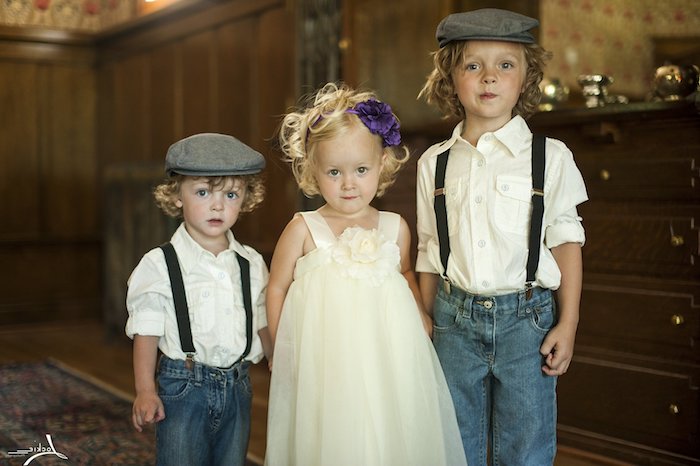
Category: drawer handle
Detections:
[
  {"x1": 670, "y1": 235, "x2": 685, "y2": 247},
  {"x1": 669, "y1": 404, "x2": 680, "y2": 415},
  {"x1": 671, "y1": 314, "x2": 685, "y2": 326},
  {"x1": 599, "y1": 169, "x2": 610, "y2": 181}
]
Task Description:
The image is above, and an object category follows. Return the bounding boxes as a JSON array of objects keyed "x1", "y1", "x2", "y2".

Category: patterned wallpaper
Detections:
[
  {"x1": 541, "y1": 0, "x2": 700, "y2": 100},
  {"x1": 1, "y1": 0, "x2": 137, "y2": 31}
]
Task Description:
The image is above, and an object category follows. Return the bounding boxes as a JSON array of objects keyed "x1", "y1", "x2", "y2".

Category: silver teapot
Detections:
[{"x1": 652, "y1": 64, "x2": 699, "y2": 101}]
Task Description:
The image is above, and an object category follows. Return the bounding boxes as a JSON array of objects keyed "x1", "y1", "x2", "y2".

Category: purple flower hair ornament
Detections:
[{"x1": 347, "y1": 99, "x2": 402, "y2": 147}]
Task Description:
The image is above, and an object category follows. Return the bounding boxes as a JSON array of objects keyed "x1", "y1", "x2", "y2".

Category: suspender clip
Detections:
[
  {"x1": 532, "y1": 188, "x2": 544, "y2": 197},
  {"x1": 525, "y1": 282, "x2": 534, "y2": 300},
  {"x1": 442, "y1": 277, "x2": 451, "y2": 294},
  {"x1": 434, "y1": 187, "x2": 445, "y2": 197},
  {"x1": 185, "y1": 353, "x2": 195, "y2": 370}
]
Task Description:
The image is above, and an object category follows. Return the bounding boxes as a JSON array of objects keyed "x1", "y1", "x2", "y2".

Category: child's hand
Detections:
[
  {"x1": 539, "y1": 321, "x2": 577, "y2": 377},
  {"x1": 132, "y1": 392, "x2": 165, "y2": 432}
]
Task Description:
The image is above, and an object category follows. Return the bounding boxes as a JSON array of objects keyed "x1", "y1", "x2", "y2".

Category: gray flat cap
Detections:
[
  {"x1": 437, "y1": 8, "x2": 539, "y2": 48},
  {"x1": 165, "y1": 133, "x2": 265, "y2": 177}
]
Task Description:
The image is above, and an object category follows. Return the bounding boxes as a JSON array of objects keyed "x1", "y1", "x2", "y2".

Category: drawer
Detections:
[
  {"x1": 578, "y1": 285, "x2": 700, "y2": 360},
  {"x1": 578, "y1": 157, "x2": 700, "y2": 201},
  {"x1": 558, "y1": 357, "x2": 700, "y2": 458},
  {"x1": 580, "y1": 204, "x2": 699, "y2": 279}
]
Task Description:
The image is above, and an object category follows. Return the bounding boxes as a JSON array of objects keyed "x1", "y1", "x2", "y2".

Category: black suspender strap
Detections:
[
  {"x1": 159, "y1": 243, "x2": 195, "y2": 357},
  {"x1": 159, "y1": 242, "x2": 254, "y2": 367},
  {"x1": 526, "y1": 134, "x2": 546, "y2": 292},
  {"x1": 433, "y1": 150, "x2": 451, "y2": 280},
  {"x1": 235, "y1": 253, "x2": 253, "y2": 364}
]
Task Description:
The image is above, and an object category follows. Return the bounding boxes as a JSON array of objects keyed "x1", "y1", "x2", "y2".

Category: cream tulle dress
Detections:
[{"x1": 264, "y1": 210, "x2": 467, "y2": 466}]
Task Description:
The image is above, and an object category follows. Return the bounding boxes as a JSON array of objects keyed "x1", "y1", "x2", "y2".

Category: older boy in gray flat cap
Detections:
[
  {"x1": 126, "y1": 132, "x2": 272, "y2": 466},
  {"x1": 417, "y1": 9, "x2": 587, "y2": 465}
]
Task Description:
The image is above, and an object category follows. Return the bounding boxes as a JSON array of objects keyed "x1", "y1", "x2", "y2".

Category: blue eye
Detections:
[
  {"x1": 466, "y1": 63, "x2": 479, "y2": 71},
  {"x1": 227, "y1": 191, "x2": 239, "y2": 200},
  {"x1": 196, "y1": 189, "x2": 208, "y2": 197},
  {"x1": 329, "y1": 169, "x2": 340, "y2": 177},
  {"x1": 500, "y1": 62, "x2": 514, "y2": 70},
  {"x1": 357, "y1": 166, "x2": 368, "y2": 175}
]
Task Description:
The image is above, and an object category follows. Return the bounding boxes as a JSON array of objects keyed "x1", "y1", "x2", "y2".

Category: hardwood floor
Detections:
[{"x1": 0, "y1": 319, "x2": 627, "y2": 466}]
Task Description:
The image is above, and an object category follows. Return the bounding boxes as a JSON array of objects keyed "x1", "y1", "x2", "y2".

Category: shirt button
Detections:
[
  {"x1": 202, "y1": 291, "x2": 210, "y2": 298},
  {"x1": 218, "y1": 272, "x2": 225, "y2": 279},
  {"x1": 477, "y1": 160, "x2": 484, "y2": 167},
  {"x1": 501, "y1": 184, "x2": 509, "y2": 191},
  {"x1": 475, "y1": 195, "x2": 483, "y2": 204},
  {"x1": 482, "y1": 280, "x2": 490, "y2": 288},
  {"x1": 478, "y1": 240, "x2": 486, "y2": 248}
]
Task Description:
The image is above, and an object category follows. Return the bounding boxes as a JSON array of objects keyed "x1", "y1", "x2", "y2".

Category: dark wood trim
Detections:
[{"x1": 95, "y1": 0, "x2": 284, "y2": 62}]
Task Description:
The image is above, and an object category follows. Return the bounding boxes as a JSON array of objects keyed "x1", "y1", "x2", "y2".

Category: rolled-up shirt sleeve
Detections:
[
  {"x1": 542, "y1": 140, "x2": 588, "y2": 249},
  {"x1": 544, "y1": 208, "x2": 586, "y2": 249},
  {"x1": 125, "y1": 252, "x2": 170, "y2": 339}
]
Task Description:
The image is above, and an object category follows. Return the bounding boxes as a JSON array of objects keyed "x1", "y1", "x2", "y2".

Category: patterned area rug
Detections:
[
  {"x1": 0, "y1": 360, "x2": 262, "y2": 465},
  {"x1": 0, "y1": 359, "x2": 155, "y2": 465}
]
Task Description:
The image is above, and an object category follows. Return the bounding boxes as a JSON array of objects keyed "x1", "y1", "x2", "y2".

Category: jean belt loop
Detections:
[{"x1": 193, "y1": 360, "x2": 203, "y2": 383}]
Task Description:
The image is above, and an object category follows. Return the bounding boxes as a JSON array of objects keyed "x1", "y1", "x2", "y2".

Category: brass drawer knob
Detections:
[
  {"x1": 671, "y1": 314, "x2": 685, "y2": 326},
  {"x1": 669, "y1": 404, "x2": 680, "y2": 415},
  {"x1": 670, "y1": 235, "x2": 685, "y2": 247},
  {"x1": 599, "y1": 169, "x2": 610, "y2": 181}
]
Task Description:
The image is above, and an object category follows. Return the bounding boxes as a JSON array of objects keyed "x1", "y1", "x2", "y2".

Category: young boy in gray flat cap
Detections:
[
  {"x1": 417, "y1": 8, "x2": 588, "y2": 465},
  {"x1": 125, "y1": 133, "x2": 272, "y2": 466}
]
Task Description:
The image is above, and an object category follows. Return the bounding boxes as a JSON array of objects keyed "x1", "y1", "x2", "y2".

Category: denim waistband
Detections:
[
  {"x1": 438, "y1": 281, "x2": 551, "y2": 309},
  {"x1": 158, "y1": 355, "x2": 250, "y2": 381}
]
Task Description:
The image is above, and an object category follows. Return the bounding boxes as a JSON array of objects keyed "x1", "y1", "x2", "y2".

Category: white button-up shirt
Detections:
[
  {"x1": 126, "y1": 223, "x2": 268, "y2": 366},
  {"x1": 416, "y1": 116, "x2": 588, "y2": 295}
]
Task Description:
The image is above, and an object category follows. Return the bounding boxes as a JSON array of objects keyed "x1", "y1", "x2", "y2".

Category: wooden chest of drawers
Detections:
[{"x1": 530, "y1": 101, "x2": 700, "y2": 465}]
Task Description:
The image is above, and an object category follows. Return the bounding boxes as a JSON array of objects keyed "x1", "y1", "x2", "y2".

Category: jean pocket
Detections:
[
  {"x1": 432, "y1": 293, "x2": 459, "y2": 332},
  {"x1": 529, "y1": 305, "x2": 556, "y2": 333},
  {"x1": 158, "y1": 372, "x2": 194, "y2": 401}
]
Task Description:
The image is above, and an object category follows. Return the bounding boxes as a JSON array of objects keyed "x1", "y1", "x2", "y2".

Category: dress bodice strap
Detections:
[{"x1": 299, "y1": 210, "x2": 401, "y2": 247}]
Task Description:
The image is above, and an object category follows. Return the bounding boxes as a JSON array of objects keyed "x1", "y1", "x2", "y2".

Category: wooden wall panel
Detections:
[
  {"x1": 181, "y1": 30, "x2": 216, "y2": 135},
  {"x1": 0, "y1": 63, "x2": 40, "y2": 237},
  {"x1": 108, "y1": 54, "x2": 150, "y2": 163},
  {"x1": 242, "y1": 5, "x2": 297, "y2": 257},
  {"x1": 216, "y1": 19, "x2": 255, "y2": 144},
  {"x1": 0, "y1": 49, "x2": 98, "y2": 324},
  {"x1": 44, "y1": 65, "x2": 98, "y2": 237},
  {"x1": 149, "y1": 44, "x2": 178, "y2": 161}
]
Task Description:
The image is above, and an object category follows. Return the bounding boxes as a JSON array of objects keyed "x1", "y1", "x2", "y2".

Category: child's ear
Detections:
[{"x1": 175, "y1": 198, "x2": 183, "y2": 208}]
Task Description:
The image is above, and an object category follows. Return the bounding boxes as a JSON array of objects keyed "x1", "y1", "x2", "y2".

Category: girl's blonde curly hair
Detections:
[
  {"x1": 418, "y1": 41, "x2": 552, "y2": 121},
  {"x1": 278, "y1": 82, "x2": 410, "y2": 198},
  {"x1": 153, "y1": 174, "x2": 265, "y2": 219}
]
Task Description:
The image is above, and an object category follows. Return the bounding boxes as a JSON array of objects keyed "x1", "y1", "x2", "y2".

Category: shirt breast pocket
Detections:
[
  {"x1": 186, "y1": 283, "x2": 216, "y2": 333},
  {"x1": 494, "y1": 175, "x2": 532, "y2": 235}
]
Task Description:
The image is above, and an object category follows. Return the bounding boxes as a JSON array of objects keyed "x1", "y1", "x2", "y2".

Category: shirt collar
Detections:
[
  {"x1": 491, "y1": 115, "x2": 532, "y2": 158},
  {"x1": 170, "y1": 222, "x2": 246, "y2": 273},
  {"x1": 433, "y1": 116, "x2": 532, "y2": 157}
]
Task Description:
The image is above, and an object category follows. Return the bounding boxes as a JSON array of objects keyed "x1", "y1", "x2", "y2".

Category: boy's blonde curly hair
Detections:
[
  {"x1": 419, "y1": 42, "x2": 552, "y2": 121},
  {"x1": 153, "y1": 174, "x2": 265, "y2": 219},
  {"x1": 278, "y1": 82, "x2": 410, "y2": 198}
]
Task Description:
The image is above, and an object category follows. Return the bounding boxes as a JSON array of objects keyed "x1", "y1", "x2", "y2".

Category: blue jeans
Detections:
[
  {"x1": 432, "y1": 285, "x2": 557, "y2": 466},
  {"x1": 155, "y1": 356, "x2": 253, "y2": 466}
]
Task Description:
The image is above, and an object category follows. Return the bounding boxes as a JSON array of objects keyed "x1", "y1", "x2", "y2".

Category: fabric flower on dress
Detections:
[{"x1": 332, "y1": 227, "x2": 400, "y2": 286}]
